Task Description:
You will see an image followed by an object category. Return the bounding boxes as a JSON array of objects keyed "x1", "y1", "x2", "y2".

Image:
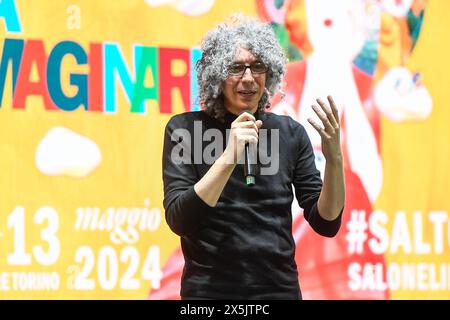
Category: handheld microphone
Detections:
[
  {"x1": 244, "y1": 142, "x2": 257, "y2": 186},
  {"x1": 241, "y1": 110, "x2": 259, "y2": 186}
]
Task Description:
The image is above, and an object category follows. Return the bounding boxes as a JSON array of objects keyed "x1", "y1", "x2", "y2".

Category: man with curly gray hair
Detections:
[
  {"x1": 162, "y1": 16, "x2": 345, "y2": 300},
  {"x1": 196, "y1": 16, "x2": 287, "y2": 122}
]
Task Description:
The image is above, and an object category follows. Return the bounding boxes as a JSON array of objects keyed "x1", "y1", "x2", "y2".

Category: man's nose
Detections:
[{"x1": 241, "y1": 67, "x2": 255, "y2": 81}]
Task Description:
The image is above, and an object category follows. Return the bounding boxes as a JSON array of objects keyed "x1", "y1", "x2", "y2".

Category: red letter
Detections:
[
  {"x1": 87, "y1": 43, "x2": 104, "y2": 112},
  {"x1": 159, "y1": 48, "x2": 190, "y2": 114},
  {"x1": 12, "y1": 39, "x2": 57, "y2": 110}
]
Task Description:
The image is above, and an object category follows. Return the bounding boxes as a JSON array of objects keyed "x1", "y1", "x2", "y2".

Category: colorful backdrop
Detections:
[{"x1": 0, "y1": 0, "x2": 449, "y2": 299}]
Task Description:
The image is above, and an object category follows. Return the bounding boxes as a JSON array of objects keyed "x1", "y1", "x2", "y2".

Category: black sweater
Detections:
[{"x1": 162, "y1": 109, "x2": 342, "y2": 299}]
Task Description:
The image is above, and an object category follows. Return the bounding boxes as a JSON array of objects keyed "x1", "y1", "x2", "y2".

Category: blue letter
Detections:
[
  {"x1": 190, "y1": 48, "x2": 201, "y2": 111},
  {"x1": 0, "y1": 38, "x2": 23, "y2": 108},
  {"x1": 47, "y1": 41, "x2": 87, "y2": 111},
  {"x1": 104, "y1": 43, "x2": 136, "y2": 113},
  {"x1": 0, "y1": 0, "x2": 22, "y2": 33}
]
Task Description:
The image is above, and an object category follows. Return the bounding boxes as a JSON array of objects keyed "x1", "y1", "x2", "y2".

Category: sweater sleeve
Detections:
[
  {"x1": 162, "y1": 115, "x2": 213, "y2": 237},
  {"x1": 292, "y1": 122, "x2": 342, "y2": 237}
]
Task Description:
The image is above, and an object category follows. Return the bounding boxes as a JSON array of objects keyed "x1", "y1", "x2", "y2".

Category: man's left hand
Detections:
[{"x1": 307, "y1": 95, "x2": 343, "y2": 163}]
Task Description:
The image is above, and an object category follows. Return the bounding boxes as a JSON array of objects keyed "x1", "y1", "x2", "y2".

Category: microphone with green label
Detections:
[{"x1": 241, "y1": 110, "x2": 259, "y2": 186}]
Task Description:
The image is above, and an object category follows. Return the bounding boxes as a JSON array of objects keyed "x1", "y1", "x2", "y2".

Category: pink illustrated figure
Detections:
[{"x1": 258, "y1": 0, "x2": 430, "y2": 299}]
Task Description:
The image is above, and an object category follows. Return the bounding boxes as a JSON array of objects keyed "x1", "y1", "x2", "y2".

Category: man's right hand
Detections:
[
  {"x1": 223, "y1": 112, "x2": 263, "y2": 165},
  {"x1": 194, "y1": 112, "x2": 262, "y2": 207}
]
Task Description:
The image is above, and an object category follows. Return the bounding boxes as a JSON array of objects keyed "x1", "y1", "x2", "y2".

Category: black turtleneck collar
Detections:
[{"x1": 223, "y1": 108, "x2": 267, "y2": 127}]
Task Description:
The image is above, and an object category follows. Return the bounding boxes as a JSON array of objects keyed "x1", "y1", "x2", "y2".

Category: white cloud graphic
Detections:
[
  {"x1": 145, "y1": 0, "x2": 215, "y2": 16},
  {"x1": 380, "y1": 0, "x2": 413, "y2": 17},
  {"x1": 374, "y1": 67, "x2": 432, "y2": 122},
  {"x1": 35, "y1": 126, "x2": 102, "y2": 177}
]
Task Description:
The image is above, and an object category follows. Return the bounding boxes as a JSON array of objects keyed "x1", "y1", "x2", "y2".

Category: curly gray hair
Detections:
[{"x1": 196, "y1": 16, "x2": 287, "y2": 122}]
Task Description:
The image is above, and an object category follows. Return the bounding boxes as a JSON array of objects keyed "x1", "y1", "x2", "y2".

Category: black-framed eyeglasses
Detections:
[{"x1": 227, "y1": 62, "x2": 268, "y2": 77}]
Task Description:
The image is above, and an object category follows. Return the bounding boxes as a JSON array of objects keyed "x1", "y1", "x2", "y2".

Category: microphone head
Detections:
[
  {"x1": 239, "y1": 109, "x2": 253, "y2": 115},
  {"x1": 239, "y1": 108, "x2": 259, "y2": 120}
]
